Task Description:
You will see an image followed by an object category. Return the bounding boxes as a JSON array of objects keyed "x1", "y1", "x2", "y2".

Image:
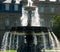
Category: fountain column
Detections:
[
  {"x1": 24, "y1": 6, "x2": 35, "y2": 52},
  {"x1": 25, "y1": 7, "x2": 35, "y2": 26}
]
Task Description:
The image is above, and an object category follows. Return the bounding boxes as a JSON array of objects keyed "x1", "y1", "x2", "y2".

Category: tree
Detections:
[{"x1": 52, "y1": 15, "x2": 60, "y2": 40}]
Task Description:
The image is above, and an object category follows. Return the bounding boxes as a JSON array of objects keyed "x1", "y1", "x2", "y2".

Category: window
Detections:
[
  {"x1": 14, "y1": 5, "x2": 18, "y2": 11},
  {"x1": 5, "y1": 4, "x2": 10, "y2": 11},
  {"x1": 5, "y1": 18, "x2": 10, "y2": 29},
  {"x1": 5, "y1": 18, "x2": 10, "y2": 26},
  {"x1": 50, "y1": 7, "x2": 55, "y2": 13},
  {"x1": 0, "y1": 4, "x2": 2, "y2": 11},
  {"x1": 14, "y1": 18, "x2": 20, "y2": 26},
  {"x1": 40, "y1": 18, "x2": 45, "y2": 26},
  {"x1": 39, "y1": 0, "x2": 45, "y2": 1},
  {"x1": 50, "y1": 19, "x2": 53, "y2": 27},
  {"x1": 49, "y1": 0, "x2": 56, "y2": 2},
  {"x1": 40, "y1": 7, "x2": 44, "y2": 13},
  {"x1": 10, "y1": 4, "x2": 14, "y2": 12},
  {"x1": 18, "y1": 4, "x2": 22, "y2": 12}
]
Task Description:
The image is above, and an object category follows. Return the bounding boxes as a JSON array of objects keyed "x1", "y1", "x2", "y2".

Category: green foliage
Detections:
[
  {"x1": 53, "y1": 15, "x2": 60, "y2": 26},
  {"x1": 52, "y1": 15, "x2": 60, "y2": 40}
]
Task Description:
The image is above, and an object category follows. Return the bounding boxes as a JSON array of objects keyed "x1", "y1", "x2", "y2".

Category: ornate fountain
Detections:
[
  {"x1": 1, "y1": 0, "x2": 60, "y2": 52},
  {"x1": 10, "y1": 4, "x2": 48, "y2": 52}
]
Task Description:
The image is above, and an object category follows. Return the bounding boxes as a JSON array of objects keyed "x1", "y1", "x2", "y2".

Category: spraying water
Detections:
[
  {"x1": 21, "y1": 7, "x2": 28, "y2": 26},
  {"x1": 31, "y1": 7, "x2": 40, "y2": 26},
  {"x1": 21, "y1": 0, "x2": 40, "y2": 26},
  {"x1": 48, "y1": 31, "x2": 55, "y2": 50},
  {"x1": 1, "y1": 32, "x2": 10, "y2": 52},
  {"x1": 32, "y1": 32, "x2": 37, "y2": 45},
  {"x1": 21, "y1": 7, "x2": 40, "y2": 26},
  {"x1": 9, "y1": 33, "x2": 12, "y2": 50},
  {"x1": 16, "y1": 35, "x2": 19, "y2": 50},
  {"x1": 41, "y1": 32, "x2": 46, "y2": 50},
  {"x1": 24, "y1": 35, "x2": 27, "y2": 43},
  {"x1": 51, "y1": 32, "x2": 60, "y2": 49},
  {"x1": 12, "y1": 32, "x2": 16, "y2": 49},
  {"x1": 1, "y1": 32, "x2": 25, "y2": 52},
  {"x1": 27, "y1": 0, "x2": 33, "y2": 6}
]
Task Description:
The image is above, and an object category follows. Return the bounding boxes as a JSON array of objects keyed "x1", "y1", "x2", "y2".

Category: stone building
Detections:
[
  {"x1": 33, "y1": 0, "x2": 60, "y2": 27},
  {"x1": 0, "y1": 0, "x2": 60, "y2": 48},
  {"x1": 0, "y1": 0, "x2": 22, "y2": 47}
]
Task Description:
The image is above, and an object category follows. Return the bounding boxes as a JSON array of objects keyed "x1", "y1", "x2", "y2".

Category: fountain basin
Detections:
[{"x1": 10, "y1": 26, "x2": 48, "y2": 32}]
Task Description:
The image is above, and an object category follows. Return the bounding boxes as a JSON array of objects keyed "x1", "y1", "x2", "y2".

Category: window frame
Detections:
[
  {"x1": 50, "y1": 6, "x2": 55, "y2": 13},
  {"x1": 5, "y1": 18, "x2": 10, "y2": 26},
  {"x1": 14, "y1": 4, "x2": 19, "y2": 11},
  {"x1": 40, "y1": 6, "x2": 45, "y2": 13},
  {"x1": 40, "y1": 18, "x2": 45, "y2": 26},
  {"x1": 5, "y1": 4, "x2": 10, "y2": 11}
]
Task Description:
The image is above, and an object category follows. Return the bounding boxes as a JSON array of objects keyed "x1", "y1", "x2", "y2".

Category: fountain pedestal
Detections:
[{"x1": 24, "y1": 6, "x2": 36, "y2": 52}]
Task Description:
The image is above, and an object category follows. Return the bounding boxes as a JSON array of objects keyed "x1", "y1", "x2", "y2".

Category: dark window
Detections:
[
  {"x1": 18, "y1": 4, "x2": 22, "y2": 12},
  {"x1": 14, "y1": 18, "x2": 20, "y2": 26},
  {"x1": 0, "y1": 4, "x2": 2, "y2": 11},
  {"x1": 5, "y1": 18, "x2": 10, "y2": 29},
  {"x1": 10, "y1": 4, "x2": 14, "y2": 12},
  {"x1": 40, "y1": 7, "x2": 44, "y2": 13},
  {"x1": 2, "y1": 4, "x2": 5, "y2": 11}
]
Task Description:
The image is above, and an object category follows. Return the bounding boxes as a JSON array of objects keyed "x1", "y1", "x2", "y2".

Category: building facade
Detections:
[
  {"x1": 0, "y1": 0, "x2": 22, "y2": 48},
  {"x1": 33, "y1": 0, "x2": 60, "y2": 27},
  {"x1": 0, "y1": 0, "x2": 60, "y2": 48}
]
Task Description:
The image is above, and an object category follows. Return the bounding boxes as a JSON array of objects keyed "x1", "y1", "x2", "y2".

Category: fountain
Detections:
[{"x1": 1, "y1": 0, "x2": 60, "y2": 52}]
